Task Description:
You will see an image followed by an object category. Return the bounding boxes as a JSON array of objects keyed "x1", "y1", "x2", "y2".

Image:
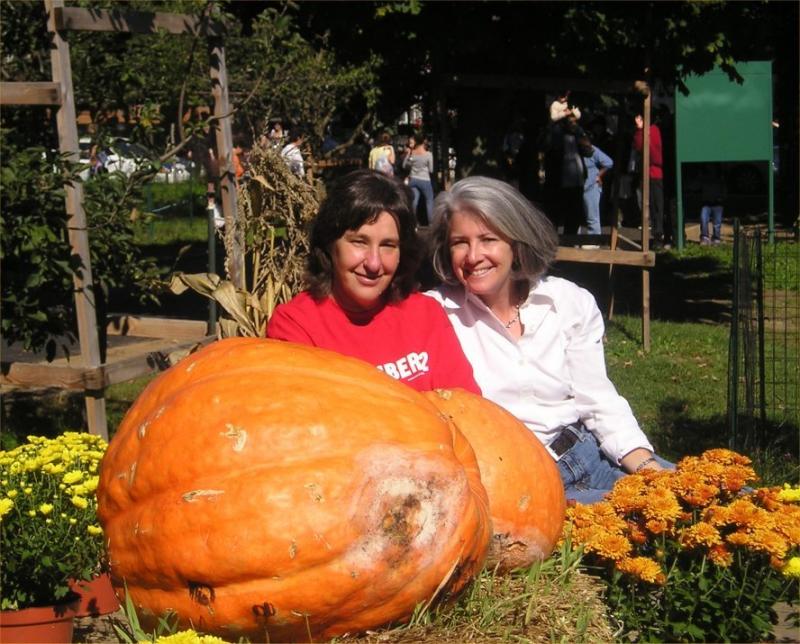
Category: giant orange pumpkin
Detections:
[
  {"x1": 424, "y1": 388, "x2": 566, "y2": 572},
  {"x1": 97, "y1": 338, "x2": 491, "y2": 643}
]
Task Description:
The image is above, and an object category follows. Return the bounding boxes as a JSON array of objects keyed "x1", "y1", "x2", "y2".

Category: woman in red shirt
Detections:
[{"x1": 267, "y1": 169, "x2": 480, "y2": 394}]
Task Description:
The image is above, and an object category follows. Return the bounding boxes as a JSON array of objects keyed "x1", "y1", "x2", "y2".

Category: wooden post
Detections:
[
  {"x1": 641, "y1": 90, "x2": 652, "y2": 351},
  {"x1": 208, "y1": 35, "x2": 244, "y2": 290},
  {"x1": 46, "y1": 0, "x2": 107, "y2": 439}
]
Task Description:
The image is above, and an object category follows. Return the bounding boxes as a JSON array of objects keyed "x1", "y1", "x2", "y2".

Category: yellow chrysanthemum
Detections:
[
  {"x1": 0, "y1": 498, "x2": 14, "y2": 518},
  {"x1": 617, "y1": 556, "x2": 666, "y2": 585},
  {"x1": 778, "y1": 484, "x2": 800, "y2": 503},
  {"x1": 783, "y1": 557, "x2": 800, "y2": 578},
  {"x1": 62, "y1": 470, "x2": 83, "y2": 485},
  {"x1": 155, "y1": 630, "x2": 229, "y2": 643},
  {"x1": 71, "y1": 495, "x2": 89, "y2": 510},
  {"x1": 6, "y1": 490, "x2": 17, "y2": 499},
  {"x1": 83, "y1": 476, "x2": 99, "y2": 493},
  {"x1": 38, "y1": 503, "x2": 54, "y2": 516},
  {"x1": 87, "y1": 524, "x2": 103, "y2": 536}
]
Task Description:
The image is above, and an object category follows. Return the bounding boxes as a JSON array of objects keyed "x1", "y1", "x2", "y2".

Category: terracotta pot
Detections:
[
  {"x1": 69, "y1": 572, "x2": 120, "y2": 617},
  {"x1": 0, "y1": 600, "x2": 77, "y2": 643}
]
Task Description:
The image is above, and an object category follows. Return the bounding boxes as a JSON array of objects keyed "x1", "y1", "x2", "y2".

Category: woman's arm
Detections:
[{"x1": 563, "y1": 285, "x2": 654, "y2": 464}]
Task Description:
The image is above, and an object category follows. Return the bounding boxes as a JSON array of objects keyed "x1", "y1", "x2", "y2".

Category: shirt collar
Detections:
[{"x1": 438, "y1": 276, "x2": 559, "y2": 313}]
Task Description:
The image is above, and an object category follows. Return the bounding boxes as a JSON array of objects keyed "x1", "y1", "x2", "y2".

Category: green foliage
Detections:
[
  {"x1": 604, "y1": 550, "x2": 792, "y2": 642},
  {"x1": 0, "y1": 128, "x2": 163, "y2": 359},
  {"x1": 0, "y1": 136, "x2": 79, "y2": 359},
  {"x1": 227, "y1": 4, "x2": 382, "y2": 153}
]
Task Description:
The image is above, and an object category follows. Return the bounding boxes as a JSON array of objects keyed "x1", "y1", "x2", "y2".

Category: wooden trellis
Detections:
[{"x1": 0, "y1": 0, "x2": 242, "y2": 438}]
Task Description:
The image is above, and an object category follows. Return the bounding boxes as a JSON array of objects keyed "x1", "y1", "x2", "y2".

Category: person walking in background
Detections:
[
  {"x1": 539, "y1": 114, "x2": 585, "y2": 234},
  {"x1": 368, "y1": 131, "x2": 396, "y2": 177},
  {"x1": 280, "y1": 127, "x2": 306, "y2": 179},
  {"x1": 402, "y1": 133, "x2": 435, "y2": 226},
  {"x1": 699, "y1": 163, "x2": 726, "y2": 245},
  {"x1": 633, "y1": 111, "x2": 665, "y2": 249},
  {"x1": 549, "y1": 89, "x2": 582, "y2": 124},
  {"x1": 578, "y1": 135, "x2": 614, "y2": 244}
]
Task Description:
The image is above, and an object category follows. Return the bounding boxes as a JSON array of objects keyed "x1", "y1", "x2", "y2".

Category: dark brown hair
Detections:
[{"x1": 306, "y1": 169, "x2": 421, "y2": 301}]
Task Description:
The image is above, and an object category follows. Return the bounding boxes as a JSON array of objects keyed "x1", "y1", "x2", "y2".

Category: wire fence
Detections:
[{"x1": 728, "y1": 221, "x2": 799, "y2": 450}]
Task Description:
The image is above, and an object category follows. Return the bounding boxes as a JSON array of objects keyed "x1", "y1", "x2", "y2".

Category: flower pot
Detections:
[
  {"x1": 0, "y1": 600, "x2": 77, "y2": 643},
  {"x1": 69, "y1": 572, "x2": 120, "y2": 617}
]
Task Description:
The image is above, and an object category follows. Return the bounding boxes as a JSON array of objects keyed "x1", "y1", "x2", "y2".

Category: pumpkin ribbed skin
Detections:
[
  {"x1": 424, "y1": 388, "x2": 566, "y2": 572},
  {"x1": 97, "y1": 338, "x2": 491, "y2": 643}
]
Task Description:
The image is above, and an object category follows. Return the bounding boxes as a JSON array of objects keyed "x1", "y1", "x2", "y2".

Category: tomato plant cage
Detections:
[{"x1": 0, "y1": 0, "x2": 246, "y2": 438}]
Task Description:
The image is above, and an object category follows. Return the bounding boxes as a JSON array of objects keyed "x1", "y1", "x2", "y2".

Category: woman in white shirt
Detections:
[{"x1": 425, "y1": 175, "x2": 670, "y2": 504}]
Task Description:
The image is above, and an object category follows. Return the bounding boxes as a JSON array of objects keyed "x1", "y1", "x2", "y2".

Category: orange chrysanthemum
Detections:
[
  {"x1": 708, "y1": 544, "x2": 733, "y2": 567},
  {"x1": 608, "y1": 475, "x2": 649, "y2": 513},
  {"x1": 646, "y1": 518, "x2": 669, "y2": 535},
  {"x1": 617, "y1": 556, "x2": 666, "y2": 585},
  {"x1": 680, "y1": 521, "x2": 723, "y2": 549},
  {"x1": 585, "y1": 532, "x2": 633, "y2": 561},
  {"x1": 627, "y1": 520, "x2": 648, "y2": 545},
  {"x1": 725, "y1": 498, "x2": 769, "y2": 529},
  {"x1": 643, "y1": 487, "x2": 682, "y2": 524},
  {"x1": 748, "y1": 528, "x2": 789, "y2": 559},
  {"x1": 702, "y1": 448, "x2": 752, "y2": 466}
]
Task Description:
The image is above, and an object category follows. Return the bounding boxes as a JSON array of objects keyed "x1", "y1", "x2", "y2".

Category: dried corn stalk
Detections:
[{"x1": 171, "y1": 143, "x2": 321, "y2": 337}]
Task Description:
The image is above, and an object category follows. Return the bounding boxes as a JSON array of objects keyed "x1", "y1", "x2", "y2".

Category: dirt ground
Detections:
[{"x1": 71, "y1": 604, "x2": 800, "y2": 643}]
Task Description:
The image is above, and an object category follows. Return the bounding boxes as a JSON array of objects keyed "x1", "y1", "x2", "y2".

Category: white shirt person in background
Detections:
[
  {"x1": 425, "y1": 175, "x2": 672, "y2": 505},
  {"x1": 280, "y1": 127, "x2": 306, "y2": 179}
]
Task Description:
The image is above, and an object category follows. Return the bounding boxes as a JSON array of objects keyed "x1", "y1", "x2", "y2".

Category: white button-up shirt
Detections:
[{"x1": 426, "y1": 276, "x2": 653, "y2": 464}]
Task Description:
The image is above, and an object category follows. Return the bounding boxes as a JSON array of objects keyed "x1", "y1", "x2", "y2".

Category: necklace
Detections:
[{"x1": 503, "y1": 305, "x2": 521, "y2": 329}]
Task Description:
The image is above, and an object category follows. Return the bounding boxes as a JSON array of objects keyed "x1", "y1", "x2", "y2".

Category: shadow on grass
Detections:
[
  {"x1": 653, "y1": 395, "x2": 800, "y2": 484},
  {"x1": 551, "y1": 250, "x2": 735, "y2": 325}
]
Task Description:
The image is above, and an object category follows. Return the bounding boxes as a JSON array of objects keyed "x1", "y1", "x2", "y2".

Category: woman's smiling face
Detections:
[
  {"x1": 447, "y1": 209, "x2": 515, "y2": 307},
  {"x1": 330, "y1": 210, "x2": 400, "y2": 313}
]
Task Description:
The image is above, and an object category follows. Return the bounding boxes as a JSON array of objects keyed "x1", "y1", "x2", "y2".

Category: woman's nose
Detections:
[
  {"x1": 363, "y1": 246, "x2": 382, "y2": 272},
  {"x1": 466, "y1": 242, "x2": 480, "y2": 263}
]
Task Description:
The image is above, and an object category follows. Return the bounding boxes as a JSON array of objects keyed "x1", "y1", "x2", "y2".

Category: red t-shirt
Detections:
[
  {"x1": 267, "y1": 292, "x2": 481, "y2": 394},
  {"x1": 633, "y1": 124, "x2": 663, "y2": 180}
]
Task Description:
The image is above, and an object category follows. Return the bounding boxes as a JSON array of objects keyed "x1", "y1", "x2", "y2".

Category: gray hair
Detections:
[{"x1": 429, "y1": 176, "x2": 558, "y2": 290}]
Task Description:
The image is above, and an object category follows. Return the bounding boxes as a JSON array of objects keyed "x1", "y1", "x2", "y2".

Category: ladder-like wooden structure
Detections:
[{"x1": 0, "y1": 0, "x2": 241, "y2": 438}]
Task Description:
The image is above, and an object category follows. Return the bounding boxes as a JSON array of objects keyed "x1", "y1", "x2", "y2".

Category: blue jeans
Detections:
[
  {"x1": 556, "y1": 423, "x2": 673, "y2": 504},
  {"x1": 582, "y1": 183, "x2": 602, "y2": 235},
  {"x1": 700, "y1": 204, "x2": 723, "y2": 241},
  {"x1": 409, "y1": 178, "x2": 435, "y2": 225}
]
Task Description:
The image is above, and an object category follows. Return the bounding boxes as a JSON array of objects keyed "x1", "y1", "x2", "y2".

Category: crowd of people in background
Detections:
[{"x1": 193, "y1": 89, "x2": 725, "y2": 249}]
